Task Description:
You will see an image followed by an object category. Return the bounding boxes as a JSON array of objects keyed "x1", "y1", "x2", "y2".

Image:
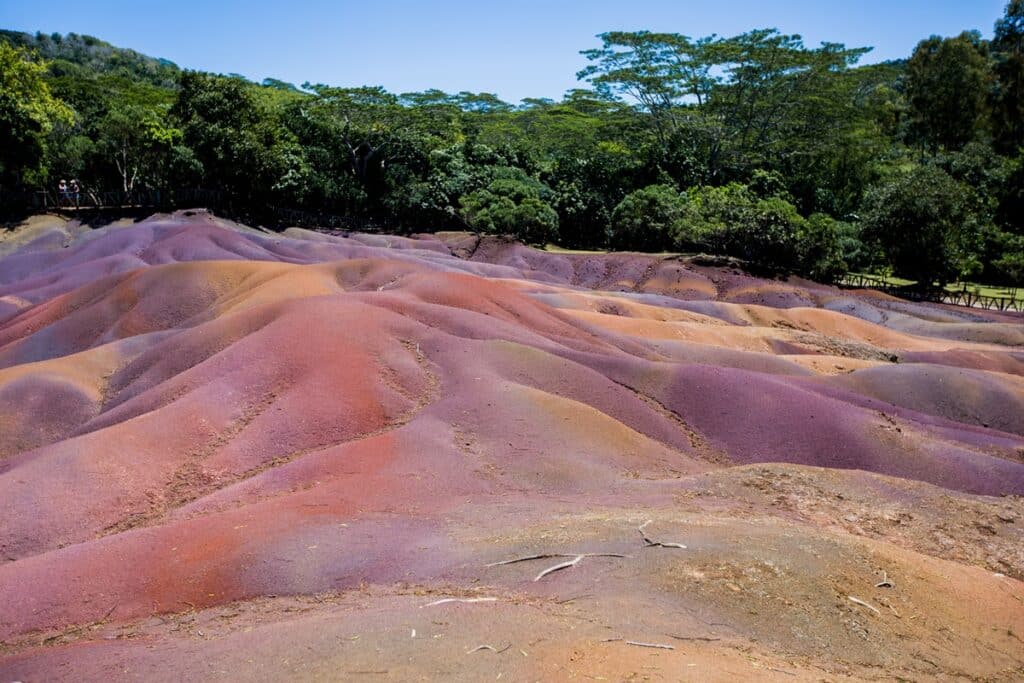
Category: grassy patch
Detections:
[{"x1": 849, "y1": 273, "x2": 1023, "y2": 302}]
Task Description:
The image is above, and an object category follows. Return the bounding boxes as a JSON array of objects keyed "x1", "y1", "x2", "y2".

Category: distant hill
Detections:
[{"x1": 0, "y1": 29, "x2": 180, "y2": 88}]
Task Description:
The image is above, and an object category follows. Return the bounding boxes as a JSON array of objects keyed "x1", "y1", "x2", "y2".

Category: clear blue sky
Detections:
[{"x1": 1, "y1": 0, "x2": 1009, "y2": 102}]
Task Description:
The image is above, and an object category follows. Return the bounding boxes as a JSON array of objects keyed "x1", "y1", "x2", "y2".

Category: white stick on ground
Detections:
[
  {"x1": 848, "y1": 596, "x2": 881, "y2": 615},
  {"x1": 421, "y1": 597, "x2": 499, "y2": 608},
  {"x1": 536, "y1": 555, "x2": 585, "y2": 581},
  {"x1": 669, "y1": 634, "x2": 721, "y2": 642},
  {"x1": 638, "y1": 520, "x2": 687, "y2": 549},
  {"x1": 488, "y1": 552, "x2": 626, "y2": 568},
  {"x1": 625, "y1": 640, "x2": 675, "y2": 650},
  {"x1": 486, "y1": 554, "x2": 576, "y2": 567},
  {"x1": 533, "y1": 553, "x2": 627, "y2": 582}
]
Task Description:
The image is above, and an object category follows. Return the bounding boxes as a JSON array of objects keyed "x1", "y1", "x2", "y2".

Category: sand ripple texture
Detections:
[{"x1": 1, "y1": 211, "x2": 1022, "y2": 681}]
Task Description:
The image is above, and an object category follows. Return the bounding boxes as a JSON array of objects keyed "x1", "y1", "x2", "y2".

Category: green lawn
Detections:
[
  {"x1": 848, "y1": 272, "x2": 1023, "y2": 302},
  {"x1": 543, "y1": 244, "x2": 608, "y2": 255},
  {"x1": 543, "y1": 244, "x2": 687, "y2": 257}
]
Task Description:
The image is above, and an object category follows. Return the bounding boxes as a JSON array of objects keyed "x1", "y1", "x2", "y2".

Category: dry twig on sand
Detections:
[
  {"x1": 100, "y1": 603, "x2": 119, "y2": 623},
  {"x1": 536, "y1": 555, "x2": 586, "y2": 581},
  {"x1": 486, "y1": 553, "x2": 577, "y2": 567},
  {"x1": 534, "y1": 553, "x2": 627, "y2": 581},
  {"x1": 875, "y1": 571, "x2": 894, "y2": 589},
  {"x1": 668, "y1": 634, "x2": 721, "y2": 642},
  {"x1": 848, "y1": 596, "x2": 881, "y2": 615},
  {"x1": 467, "y1": 644, "x2": 512, "y2": 655},
  {"x1": 878, "y1": 598, "x2": 901, "y2": 618},
  {"x1": 768, "y1": 667, "x2": 797, "y2": 676},
  {"x1": 627, "y1": 640, "x2": 675, "y2": 650},
  {"x1": 421, "y1": 597, "x2": 499, "y2": 608},
  {"x1": 603, "y1": 638, "x2": 675, "y2": 650},
  {"x1": 638, "y1": 520, "x2": 687, "y2": 549},
  {"x1": 486, "y1": 552, "x2": 626, "y2": 581}
]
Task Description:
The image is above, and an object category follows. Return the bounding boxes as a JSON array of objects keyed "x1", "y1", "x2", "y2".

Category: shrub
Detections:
[
  {"x1": 795, "y1": 213, "x2": 849, "y2": 282},
  {"x1": 459, "y1": 172, "x2": 559, "y2": 244},
  {"x1": 677, "y1": 183, "x2": 805, "y2": 272},
  {"x1": 608, "y1": 184, "x2": 686, "y2": 251},
  {"x1": 722, "y1": 196, "x2": 804, "y2": 272},
  {"x1": 860, "y1": 165, "x2": 984, "y2": 285}
]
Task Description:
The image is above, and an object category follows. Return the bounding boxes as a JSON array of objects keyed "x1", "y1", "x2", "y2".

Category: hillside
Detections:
[
  {"x1": 0, "y1": 211, "x2": 1021, "y2": 681},
  {"x1": 0, "y1": 29, "x2": 180, "y2": 87}
]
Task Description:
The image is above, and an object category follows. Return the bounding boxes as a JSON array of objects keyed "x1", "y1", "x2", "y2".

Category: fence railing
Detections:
[
  {"x1": 838, "y1": 273, "x2": 1023, "y2": 313},
  {"x1": 267, "y1": 206, "x2": 394, "y2": 234},
  {"x1": 34, "y1": 188, "x2": 225, "y2": 210},
  {"x1": 30, "y1": 188, "x2": 395, "y2": 235}
]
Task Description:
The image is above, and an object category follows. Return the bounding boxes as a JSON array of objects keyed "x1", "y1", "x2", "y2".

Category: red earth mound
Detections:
[{"x1": 1, "y1": 212, "x2": 1022, "y2": 681}]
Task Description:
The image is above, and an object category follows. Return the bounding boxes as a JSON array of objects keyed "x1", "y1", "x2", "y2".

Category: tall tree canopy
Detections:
[
  {"x1": 905, "y1": 31, "x2": 991, "y2": 153},
  {"x1": 992, "y1": 0, "x2": 1024, "y2": 153},
  {"x1": 0, "y1": 42, "x2": 73, "y2": 186},
  {"x1": 0, "y1": 7, "x2": 1021, "y2": 288}
]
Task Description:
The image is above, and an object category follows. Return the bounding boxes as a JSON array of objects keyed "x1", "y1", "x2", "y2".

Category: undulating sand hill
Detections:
[{"x1": 1, "y1": 211, "x2": 1022, "y2": 681}]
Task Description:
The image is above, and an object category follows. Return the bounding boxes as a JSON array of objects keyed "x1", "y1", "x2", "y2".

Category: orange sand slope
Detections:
[{"x1": 1, "y1": 211, "x2": 1022, "y2": 682}]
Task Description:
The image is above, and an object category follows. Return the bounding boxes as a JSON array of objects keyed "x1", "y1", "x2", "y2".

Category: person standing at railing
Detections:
[
  {"x1": 69, "y1": 179, "x2": 80, "y2": 207},
  {"x1": 58, "y1": 179, "x2": 68, "y2": 206}
]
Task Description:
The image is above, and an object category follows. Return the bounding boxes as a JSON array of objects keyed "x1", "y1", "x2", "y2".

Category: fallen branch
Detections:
[
  {"x1": 100, "y1": 603, "x2": 119, "y2": 623},
  {"x1": 422, "y1": 597, "x2": 499, "y2": 608},
  {"x1": 668, "y1": 634, "x2": 721, "y2": 642},
  {"x1": 878, "y1": 599, "x2": 901, "y2": 618},
  {"x1": 536, "y1": 555, "x2": 585, "y2": 581},
  {"x1": 626, "y1": 640, "x2": 675, "y2": 650},
  {"x1": 768, "y1": 667, "x2": 797, "y2": 676},
  {"x1": 533, "y1": 553, "x2": 627, "y2": 582},
  {"x1": 488, "y1": 552, "x2": 625, "y2": 568},
  {"x1": 466, "y1": 643, "x2": 512, "y2": 655},
  {"x1": 848, "y1": 596, "x2": 881, "y2": 615},
  {"x1": 638, "y1": 520, "x2": 687, "y2": 549},
  {"x1": 486, "y1": 553, "x2": 576, "y2": 567},
  {"x1": 603, "y1": 637, "x2": 675, "y2": 650}
]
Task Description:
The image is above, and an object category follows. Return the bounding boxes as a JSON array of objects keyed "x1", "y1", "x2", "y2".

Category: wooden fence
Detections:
[
  {"x1": 838, "y1": 273, "x2": 1023, "y2": 313},
  {"x1": 29, "y1": 188, "x2": 396, "y2": 234},
  {"x1": 268, "y1": 206, "x2": 393, "y2": 234},
  {"x1": 34, "y1": 188, "x2": 225, "y2": 211}
]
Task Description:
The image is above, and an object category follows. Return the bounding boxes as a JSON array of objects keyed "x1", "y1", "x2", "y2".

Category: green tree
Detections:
[
  {"x1": 796, "y1": 213, "x2": 849, "y2": 282},
  {"x1": 459, "y1": 170, "x2": 558, "y2": 244},
  {"x1": 578, "y1": 31, "x2": 716, "y2": 145},
  {"x1": 673, "y1": 183, "x2": 807, "y2": 271},
  {"x1": 861, "y1": 166, "x2": 985, "y2": 286},
  {"x1": 722, "y1": 196, "x2": 804, "y2": 271},
  {"x1": 0, "y1": 42, "x2": 73, "y2": 187},
  {"x1": 609, "y1": 184, "x2": 686, "y2": 251},
  {"x1": 676, "y1": 183, "x2": 753, "y2": 252},
  {"x1": 301, "y1": 85, "x2": 404, "y2": 190},
  {"x1": 98, "y1": 102, "x2": 181, "y2": 191},
  {"x1": 578, "y1": 29, "x2": 871, "y2": 185},
  {"x1": 992, "y1": 1, "x2": 1024, "y2": 153},
  {"x1": 173, "y1": 71, "x2": 302, "y2": 205},
  {"x1": 905, "y1": 32, "x2": 990, "y2": 153},
  {"x1": 993, "y1": 234, "x2": 1024, "y2": 294}
]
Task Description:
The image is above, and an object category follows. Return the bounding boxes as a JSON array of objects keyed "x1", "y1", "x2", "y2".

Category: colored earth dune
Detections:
[{"x1": 1, "y1": 211, "x2": 1022, "y2": 681}]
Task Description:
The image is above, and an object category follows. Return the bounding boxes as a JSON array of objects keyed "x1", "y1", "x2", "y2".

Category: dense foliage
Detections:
[{"x1": 2, "y1": 4, "x2": 1023, "y2": 287}]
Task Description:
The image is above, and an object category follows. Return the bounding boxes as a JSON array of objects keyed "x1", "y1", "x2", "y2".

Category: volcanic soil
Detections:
[{"x1": 1, "y1": 211, "x2": 1022, "y2": 681}]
